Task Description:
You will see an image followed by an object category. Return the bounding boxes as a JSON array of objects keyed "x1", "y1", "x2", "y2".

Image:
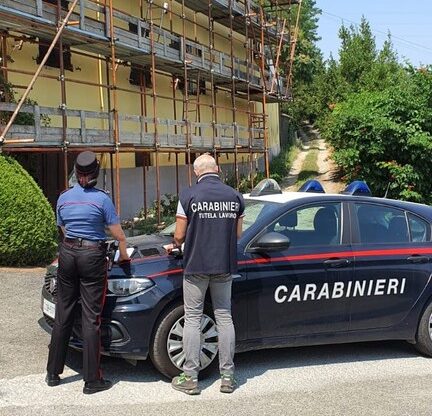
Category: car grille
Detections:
[{"x1": 44, "y1": 273, "x2": 57, "y2": 297}]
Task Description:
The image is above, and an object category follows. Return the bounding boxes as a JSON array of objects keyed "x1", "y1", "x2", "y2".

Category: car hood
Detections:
[
  {"x1": 126, "y1": 233, "x2": 172, "y2": 258},
  {"x1": 45, "y1": 232, "x2": 173, "y2": 275}
]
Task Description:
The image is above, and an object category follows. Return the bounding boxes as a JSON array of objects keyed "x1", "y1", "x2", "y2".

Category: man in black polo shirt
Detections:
[{"x1": 169, "y1": 154, "x2": 244, "y2": 395}]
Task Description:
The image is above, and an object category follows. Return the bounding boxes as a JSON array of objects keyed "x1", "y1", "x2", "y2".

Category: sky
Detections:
[{"x1": 316, "y1": 0, "x2": 432, "y2": 66}]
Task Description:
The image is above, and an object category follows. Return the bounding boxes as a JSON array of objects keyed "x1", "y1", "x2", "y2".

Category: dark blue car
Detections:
[{"x1": 41, "y1": 181, "x2": 432, "y2": 378}]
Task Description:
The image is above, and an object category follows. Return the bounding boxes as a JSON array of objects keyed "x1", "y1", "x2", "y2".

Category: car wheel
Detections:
[
  {"x1": 415, "y1": 300, "x2": 432, "y2": 356},
  {"x1": 150, "y1": 303, "x2": 219, "y2": 378}
]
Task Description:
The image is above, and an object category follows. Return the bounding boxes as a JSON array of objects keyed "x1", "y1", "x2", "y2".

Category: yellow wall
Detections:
[{"x1": 5, "y1": 0, "x2": 279, "y2": 169}]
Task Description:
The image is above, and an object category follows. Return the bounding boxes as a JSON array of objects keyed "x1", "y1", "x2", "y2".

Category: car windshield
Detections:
[
  {"x1": 160, "y1": 222, "x2": 176, "y2": 236},
  {"x1": 242, "y1": 199, "x2": 280, "y2": 231},
  {"x1": 158, "y1": 199, "x2": 280, "y2": 235}
]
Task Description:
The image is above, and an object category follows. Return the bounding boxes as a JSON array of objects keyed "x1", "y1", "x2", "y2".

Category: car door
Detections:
[
  {"x1": 349, "y1": 202, "x2": 432, "y2": 331},
  {"x1": 243, "y1": 201, "x2": 353, "y2": 339}
]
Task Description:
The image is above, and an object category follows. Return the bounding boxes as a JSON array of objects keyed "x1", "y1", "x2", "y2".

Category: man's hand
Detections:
[
  {"x1": 163, "y1": 243, "x2": 175, "y2": 254},
  {"x1": 118, "y1": 256, "x2": 131, "y2": 264}
]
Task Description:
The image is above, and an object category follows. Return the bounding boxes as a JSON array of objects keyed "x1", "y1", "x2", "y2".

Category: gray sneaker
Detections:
[
  {"x1": 171, "y1": 373, "x2": 200, "y2": 395},
  {"x1": 220, "y1": 374, "x2": 237, "y2": 393}
]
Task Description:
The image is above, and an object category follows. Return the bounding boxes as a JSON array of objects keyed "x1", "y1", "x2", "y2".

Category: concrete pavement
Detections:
[{"x1": 1, "y1": 268, "x2": 431, "y2": 416}]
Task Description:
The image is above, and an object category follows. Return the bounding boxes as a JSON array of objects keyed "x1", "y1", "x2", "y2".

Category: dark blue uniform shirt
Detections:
[
  {"x1": 177, "y1": 173, "x2": 245, "y2": 275},
  {"x1": 56, "y1": 184, "x2": 119, "y2": 241}
]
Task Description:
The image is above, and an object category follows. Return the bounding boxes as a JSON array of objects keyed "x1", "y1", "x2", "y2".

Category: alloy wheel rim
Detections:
[{"x1": 167, "y1": 314, "x2": 219, "y2": 371}]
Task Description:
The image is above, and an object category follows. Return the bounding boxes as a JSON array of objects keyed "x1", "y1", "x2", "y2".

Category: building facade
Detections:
[{"x1": 0, "y1": 0, "x2": 300, "y2": 219}]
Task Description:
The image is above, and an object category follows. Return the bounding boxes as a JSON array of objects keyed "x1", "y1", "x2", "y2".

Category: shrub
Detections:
[
  {"x1": 0, "y1": 73, "x2": 50, "y2": 127},
  {"x1": 322, "y1": 69, "x2": 432, "y2": 204},
  {"x1": 0, "y1": 155, "x2": 57, "y2": 266},
  {"x1": 224, "y1": 144, "x2": 298, "y2": 193},
  {"x1": 133, "y1": 193, "x2": 178, "y2": 234}
]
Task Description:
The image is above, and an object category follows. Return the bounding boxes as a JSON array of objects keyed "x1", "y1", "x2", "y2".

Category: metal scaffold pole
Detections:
[
  {"x1": 139, "y1": 67, "x2": 149, "y2": 216},
  {"x1": 181, "y1": 0, "x2": 192, "y2": 186},
  {"x1": 149, "y1": 0, "x2": 161, "y2": 225},
  {"x1": 108, "y1": 0, "x2": 122, "y2": 214},
  {"x1": 0, "y1": 0, "x2": 79, "y2": 146},
  {"x1": 244, "y1": 1, "x2": 254, "y2": 189},
  {"x1": 208, "y1": 0, "x2": 217, "y2": 156},
  {"x1": 286, "y1": 0, "x2": 302, "y2": 95},
  {"x1": 228, "y1": 0, "x2": 239, "y2": 189},
  {"x1": 259, "y1": 4, "x2": 270, "y2": 178},
  {"x1": 56, "y1": 0, "x2": 69, "y2": 190}
]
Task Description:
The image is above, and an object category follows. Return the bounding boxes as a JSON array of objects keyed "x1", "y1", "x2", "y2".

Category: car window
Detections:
[
  {"x1": 160, "y1": 222, "x2": 176, "y2": 236},
  {"x1": 243, "y1": 199, "x2": 280, "y2": 232},
  {"x1": 158, "y1": 199, "x2": 280, "y2": 236},
  {"x1": 355, "y1": 203, "x2": 409, "y2": 244},
  {"x1": 268, "y1": 202, "x2": 342, "y2": 247},
  {"x1": 408, "y1": 213, "x2": 430, "y2": 242}
]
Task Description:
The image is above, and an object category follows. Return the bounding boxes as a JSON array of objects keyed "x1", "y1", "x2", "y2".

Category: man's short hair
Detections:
[{"x1": 193, "y1": 154, "x2": 217, "y2": 175}]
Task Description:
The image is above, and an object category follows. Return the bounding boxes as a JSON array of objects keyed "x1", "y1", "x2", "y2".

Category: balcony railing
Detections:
[
  {"x1": 0, "y1": 0, "x2": 290, "y2": 101},
  {"x1": 0, "y1": 102, "x2": 265, "y2": 150}
]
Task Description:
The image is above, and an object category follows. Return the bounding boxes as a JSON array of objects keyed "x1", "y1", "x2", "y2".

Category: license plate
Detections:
[{"x1": 43, "y1": 298, "x2": 56, "y2": 319}]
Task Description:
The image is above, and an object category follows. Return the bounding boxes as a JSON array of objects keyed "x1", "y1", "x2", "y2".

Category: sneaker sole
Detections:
[
  {"x1": 172, "y1": 384, "x2": 201, "y2": 395},
  {"x1": 220, "y1": 387, "x2": 235, "y2": 393}
]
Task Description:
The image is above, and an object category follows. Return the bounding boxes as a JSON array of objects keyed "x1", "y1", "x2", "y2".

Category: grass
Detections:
[
  {"x1": 270, "y1": 144, "x2": 301, "y2": 178},
  {"x1": 296, "y1": 142, "x2": 319, "y2": 187}
]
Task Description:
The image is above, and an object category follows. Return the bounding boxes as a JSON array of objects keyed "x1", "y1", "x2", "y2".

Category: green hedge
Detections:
[{"x1": 0, "y1": 155, "x2": 57, "y2": 266}]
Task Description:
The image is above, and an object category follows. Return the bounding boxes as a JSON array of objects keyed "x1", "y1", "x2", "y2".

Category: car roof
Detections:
[
  {"x1": 244, "y1": 191, "x2": 336, "y2": 203},
  {"x1": 243, "y1": 191, "x2": 432, "y2": 219}
]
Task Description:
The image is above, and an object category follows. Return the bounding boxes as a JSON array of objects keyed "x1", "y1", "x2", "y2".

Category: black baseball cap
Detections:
[{"x1": 75, "y1": 151, "x2": 98, "y2": 174}]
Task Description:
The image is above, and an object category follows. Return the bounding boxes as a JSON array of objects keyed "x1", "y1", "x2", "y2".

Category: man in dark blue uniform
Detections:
[
  {"x1": 169, "y1": 154, "x2": 244, "y2": 395},
  {"x1": 46, "y1": 151, "x2": 130, "y2": 394}
]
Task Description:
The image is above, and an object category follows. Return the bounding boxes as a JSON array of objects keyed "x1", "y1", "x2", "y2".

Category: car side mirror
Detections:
[{"x1": 248, "y1": 232, "x2": 290, "y2": 253}]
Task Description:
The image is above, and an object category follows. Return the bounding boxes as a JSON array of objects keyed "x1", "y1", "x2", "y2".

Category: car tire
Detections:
[
  {"x1": 150, "y1": 303, "x2": 219, "y2": 379},
  {"x1": 415, "y1": 300, "x2": 432, "y2": 357}
]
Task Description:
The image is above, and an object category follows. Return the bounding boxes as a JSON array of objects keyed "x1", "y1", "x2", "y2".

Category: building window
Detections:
[
  {"x1": 135, "y1": 152, "x2": 152, "y2": 167},
  {"x1": 186, "y1": 44, "x2": 202, "y2": 58},
  {"x1": 188, "y1": 153, "x2": 197, "y2": 165},
  {"x1": 42, "y1": 0, "x2": 69, "y2": 10},
  {"x1": 177, "y1": 77, "x2": 206, "y2": 96},
  {"x1": 169, "y1": 41, "x2": 202, "y2": 59},
  {"x1": 129, "y1": 66, "x2": 152, "y2": 88},
  {"x1": 128, "y1": 22, "x2": 149, "y2": 38},
  {"x1": 36, "y1": 42, "x2": 73, "y2": 71}
]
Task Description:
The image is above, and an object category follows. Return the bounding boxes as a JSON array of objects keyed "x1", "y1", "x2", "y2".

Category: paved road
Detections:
[{"x1": 1, "y1": 269, "x2": 432, "y2": 416}]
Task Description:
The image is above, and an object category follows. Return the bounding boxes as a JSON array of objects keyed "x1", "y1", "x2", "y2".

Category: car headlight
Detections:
[{"x1": 107, "y1": 278, "x2": 154, "y2": 296}]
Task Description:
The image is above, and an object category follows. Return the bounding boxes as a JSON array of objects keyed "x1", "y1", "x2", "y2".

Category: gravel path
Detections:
[{"x1": 282, "y1": 125, "x2": 345, "y2": 194}]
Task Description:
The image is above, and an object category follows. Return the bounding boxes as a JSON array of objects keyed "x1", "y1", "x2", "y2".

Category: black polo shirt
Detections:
[{"x1": 177, "y1": 173, "x2": 245, "y2": 275}]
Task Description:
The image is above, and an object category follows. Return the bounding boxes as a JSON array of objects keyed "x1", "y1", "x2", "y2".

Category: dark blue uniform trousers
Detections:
[{"x1": 47, "y1": 242, "x2": 107, "y2": 382}]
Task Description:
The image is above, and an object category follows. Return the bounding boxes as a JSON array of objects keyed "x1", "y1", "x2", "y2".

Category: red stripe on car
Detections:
[{"x1": 147, "y1": 247, "x2": 432, "y2": 278}]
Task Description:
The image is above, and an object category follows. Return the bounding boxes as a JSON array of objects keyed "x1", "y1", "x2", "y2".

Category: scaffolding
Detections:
[{"x1": 0, "y1": 0, "x2": 301, "y2": 220}]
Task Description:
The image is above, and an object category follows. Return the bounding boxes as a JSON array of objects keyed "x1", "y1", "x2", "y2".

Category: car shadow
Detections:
[
  {"x1": 63, "y1": 339, "x2": 421, "y2": 390},
  {"x1": 64, "y1": 348, "x2": 162, "y2": 386},
  {"x1": 233, "y1": 340, "x2": 420, "y2": 388}
]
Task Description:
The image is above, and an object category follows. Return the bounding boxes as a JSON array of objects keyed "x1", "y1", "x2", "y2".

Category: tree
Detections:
[
  {"x1": 323, "y1": 66, "x2": 432, "y2": 203},
  {"x1": 282, "y1": 0, "x2": 324, "y2": 125},
  {"x1": 338, "y1": 17, "x2": 377, "y2": 90},
  {"x1": 290, "y1": 0, "x2": 323, "y2": 84}
]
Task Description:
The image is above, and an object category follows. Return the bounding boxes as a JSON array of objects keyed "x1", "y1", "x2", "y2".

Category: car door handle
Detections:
[
  {"x1": 407, "y1": 256, "x2": 429, "y2": 264},
  {"x1": 232, "y1": 273, "x2": 246, "y2": 281},
  {"x1": 323, "y1": 258, "x2": 351, "y2": 268}
]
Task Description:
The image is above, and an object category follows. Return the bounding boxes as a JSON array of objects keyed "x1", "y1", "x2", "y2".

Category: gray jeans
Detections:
[{"x1": 182, "y1": 273, "x2": 235, "y2": 378}]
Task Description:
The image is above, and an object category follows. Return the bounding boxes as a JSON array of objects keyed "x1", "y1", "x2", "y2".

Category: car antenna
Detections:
[{"x1": 383, "y1": 182, "x2": 391, "y2": 198}]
